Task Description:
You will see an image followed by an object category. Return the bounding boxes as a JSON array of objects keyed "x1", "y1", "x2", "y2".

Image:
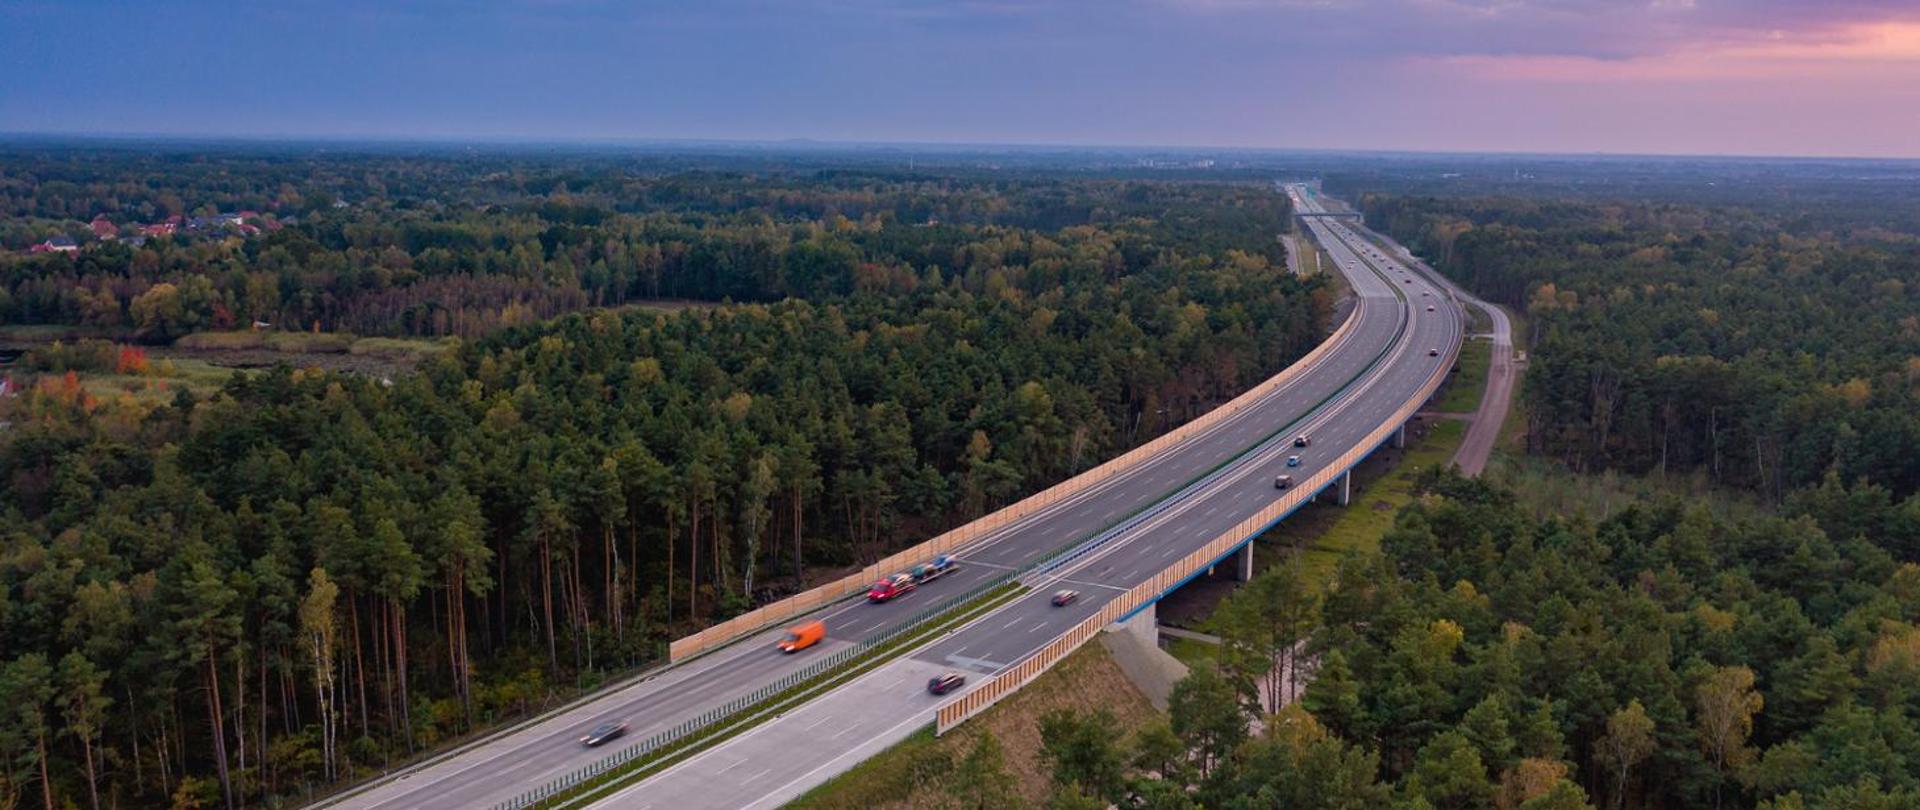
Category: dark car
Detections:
[
  {"x1": 1428, "y1": 348, "x2": 1440, "y2": 357},
  {"x1": 1293, "y1": 434, "x2": 1310, "y2": 448},
  {"x1": 928, "y1": 673, "x2": 967, "y2": 695},
  {"x1": 1274, "y1": 474, "x2": 1294, "y2": 490},
  {"x1": 1051, "y1": 589, "x2": 1080, "y2": 607},
  {"x1": 580, "y1": 721, "x2": 628, "y2": 747}
]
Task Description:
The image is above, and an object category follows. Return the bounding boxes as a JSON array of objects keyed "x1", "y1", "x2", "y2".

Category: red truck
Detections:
[{"x1": 868, "y1": 573, "x2": 917, "y2": 602}]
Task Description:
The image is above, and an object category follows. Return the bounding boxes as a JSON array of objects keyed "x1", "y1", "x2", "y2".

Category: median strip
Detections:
[{"x1": 495, "y1": 580, "x2": 1026, "y2": 810}]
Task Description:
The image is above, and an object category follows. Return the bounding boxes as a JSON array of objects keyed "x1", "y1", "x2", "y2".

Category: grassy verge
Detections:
[
  {"x1": 787, "y1": 642, "x2": 1159, "y2": 809},
  {"x1": 1465, "y1": 303, "x2": 1493, "y2": 335},
  {"x1": 1433, "y1": 338, "x2": 1491, "y2": 413},
  {"x1": 1163, "y1": 636, "x2": 1220, "y2": 668},
  {"x1": 349, "y1": 336, "x2": 458, "y2": 356},
  {"x1": 536, "y1": 582, "x2": 1026, "y2": 810},
  {"x1": 1264, "y1": 418, "x2": 1467, "y2": 592}
]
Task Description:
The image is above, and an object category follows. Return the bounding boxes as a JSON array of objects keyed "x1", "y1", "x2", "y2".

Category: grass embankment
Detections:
[
  {"x1": 536, "y1": 582, "x2": 1026, "y2": 809},
  {"x1": 1162, "y1": 636, "x2": 1221, "y2": 669},
  {"x1": 1433, "y1": 338, "x2": 1491, "y2": 414},
  {"x1": 788, "y1": 643, "x2": 1158, "y2": 810},
  {"x1": 1255, "y1": 418, "x2": 1468, "y2": 593}
]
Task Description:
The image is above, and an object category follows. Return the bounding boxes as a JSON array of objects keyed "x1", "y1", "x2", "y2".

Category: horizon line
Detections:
[{"x1": 3, "y1": 130, "x2": 1917, "y2": 165}]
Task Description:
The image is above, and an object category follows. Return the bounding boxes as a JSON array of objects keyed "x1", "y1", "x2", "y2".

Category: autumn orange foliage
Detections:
[{"x1": 116, "y1": 345, "x2": 151, "y2": 375}]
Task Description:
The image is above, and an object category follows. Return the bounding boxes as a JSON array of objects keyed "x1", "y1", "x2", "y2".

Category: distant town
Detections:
[{"x1": 24, "y1": 208, "x2": 296, "y2": 254}]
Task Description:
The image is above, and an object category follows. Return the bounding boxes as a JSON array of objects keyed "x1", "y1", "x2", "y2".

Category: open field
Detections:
[
  {"x1": 1, "y1": 329, "x2": 458, "y2": 398},
  {"x1": 66, "y1": 357, "x2": 241, "y2": 403}
]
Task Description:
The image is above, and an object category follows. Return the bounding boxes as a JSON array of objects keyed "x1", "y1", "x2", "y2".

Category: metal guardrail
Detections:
[{"x1": 490, "y1": 572, "x2": 1017, "y2": 810}]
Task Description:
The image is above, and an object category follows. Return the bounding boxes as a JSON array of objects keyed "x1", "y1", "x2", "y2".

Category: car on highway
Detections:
[
  {"x1": 928, "y1": 673, "x2": 967, "y2": 695},
  {"x1": 1051, "y1": 589, "x2": 1080, "y2": 607},
  {"x1": 1403, "y1": 277, "x2": 1413, "y2": 284},
  {"x1": 1274, "y1": 474, "x2": 1294, "y2": 490},
  {"x1": 910, "y1": 554, "x2": 958, "y2": 583},
  {"x1": 1427, "y1": 305, "x2": 1436, "y2": 311},
  {"x1": 580, "y1": 721, "x2": 628, "y2": 747},
  {"x1": 1286, "y1": 455, "x2": 1302, "y2": 467},
  {"x1": 868, "y1": 573, "x2": 917, "y2": 602},
  {"x1": 1293, "y1": 434, "x2": 1311, "y2": 447},
  {"x1": 1429, "y1": 348, "x2": 1440, "y2": 357}
]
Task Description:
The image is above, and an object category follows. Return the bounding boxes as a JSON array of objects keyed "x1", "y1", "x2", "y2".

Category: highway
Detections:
[
  {"x1": 322, "y1": 184, "x2": 1460, "y2": 810},
  {"x1": 1319, "y1": 204, "x2": 1515, "y2": 474},
  {"x1": 1374, "y1": 236, "x2": 1517, "y2": 475},
  {"x1": 582, "y1": 185, "x2": 1462, "y2": 808}
]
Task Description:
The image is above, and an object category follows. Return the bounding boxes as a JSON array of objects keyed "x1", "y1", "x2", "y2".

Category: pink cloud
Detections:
[{"x1": 1424, "y1": 19, "x2": 1920, "y2": 81}]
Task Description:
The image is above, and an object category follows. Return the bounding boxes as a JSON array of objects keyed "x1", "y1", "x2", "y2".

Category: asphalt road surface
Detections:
[{"x1": 582, "y1": 184, "x2": 1462, "y2": 808}]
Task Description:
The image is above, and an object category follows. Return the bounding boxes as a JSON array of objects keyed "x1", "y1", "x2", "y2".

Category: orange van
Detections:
[{"x1": 777, "y1": 620, "x2": 826, "y2": 653}]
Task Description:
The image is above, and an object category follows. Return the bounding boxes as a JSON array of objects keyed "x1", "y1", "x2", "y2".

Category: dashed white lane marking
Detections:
[
  {"x1": 747, "y1": 768, "x2": 772, "y2": 783},
  {"x1": 1053, "y1": 577, "x2": 1126, "y2": 592},
  {"x1": 717, "y1": 758, "x2": 746, "y2": 774},
  {"x1": 804, "y1": 715, "x2": 832, "y2": 731}
]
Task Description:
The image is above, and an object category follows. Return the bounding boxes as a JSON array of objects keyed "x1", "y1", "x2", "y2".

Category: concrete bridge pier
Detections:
[
  {"x1": 1312, "y1": 469, "x2": 1355, "y2": 507},
  {"x1": 1237, "y1": 542, "x2": 1254, "y2": 582},
  {"x1": 1393, "y1": 423, "x2": 1406, "y2": 449}
]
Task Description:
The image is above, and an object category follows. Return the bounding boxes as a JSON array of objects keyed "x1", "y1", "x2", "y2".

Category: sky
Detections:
[{"x1": 3, "y1": 0, "x2": 1919, "y2": 158}]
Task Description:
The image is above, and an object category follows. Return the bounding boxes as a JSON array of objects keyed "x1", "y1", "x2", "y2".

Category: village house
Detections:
[{"x1": 28, "y1": 234, "x2": 79, "y2": 253}]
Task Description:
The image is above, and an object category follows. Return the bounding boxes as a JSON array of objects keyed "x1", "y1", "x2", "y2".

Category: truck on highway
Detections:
[
  {"x1": 909, "y1": 554, "x2": 957, "y2": 583},
  {"x1": 777, "y1": 619, "x2": 826, "y2": 653},
  {"x1": 868, "y1": 573, "x2": 917, "y2": 602}
]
